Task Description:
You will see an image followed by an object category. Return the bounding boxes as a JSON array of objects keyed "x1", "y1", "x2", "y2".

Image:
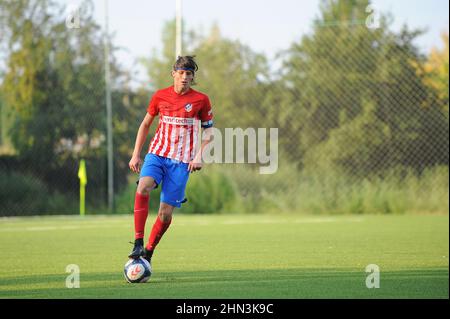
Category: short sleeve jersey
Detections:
[{"x1": 147, "y1": 86, "x2": 214, "y2": 163}]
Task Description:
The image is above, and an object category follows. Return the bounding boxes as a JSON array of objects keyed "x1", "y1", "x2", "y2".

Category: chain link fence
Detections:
[{"x1": 0, "y1": 0, "x2": 448, "y2": 216}]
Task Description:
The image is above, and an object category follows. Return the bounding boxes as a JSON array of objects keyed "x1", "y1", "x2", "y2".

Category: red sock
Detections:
[
  {"x1": 146, "y1": 215, "x2": 172, "y2": 251},
  {"x1": 134, "y1": 192, "x2": 149, "y2": 239}
]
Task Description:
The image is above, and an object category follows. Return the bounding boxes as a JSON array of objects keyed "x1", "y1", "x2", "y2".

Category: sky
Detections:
[{"x1": 61, "y1": 0, "x2": 449, "y2": 84}]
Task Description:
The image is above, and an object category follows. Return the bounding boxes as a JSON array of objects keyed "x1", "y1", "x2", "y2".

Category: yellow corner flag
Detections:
[
  {"x1": 78, "y1": 159, "x2": 87, "y2": 185},
  {"x1": 78, "y1": 159, "x2": 87, "y2": 216}
]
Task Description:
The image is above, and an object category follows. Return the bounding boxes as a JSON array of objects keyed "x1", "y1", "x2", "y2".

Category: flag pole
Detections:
[
  {"x1": 78, "y1": 159, "x2": 87, "y2": 216},
  {"x1": 104, "y1": 0, "x2": 114, "y2": 213},
  {"x1": 175, "y1": 0, "x2": 182, "y2": 58}
]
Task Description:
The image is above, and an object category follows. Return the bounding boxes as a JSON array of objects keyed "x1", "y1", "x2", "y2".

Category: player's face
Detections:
[{"x1": 172, "y1": 70, "x2": 194, "y2": 91}]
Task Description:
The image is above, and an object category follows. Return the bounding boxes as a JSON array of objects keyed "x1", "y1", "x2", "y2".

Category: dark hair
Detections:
[{"x1": 173, "y1": 55, "x2": 199, "y2": 75}]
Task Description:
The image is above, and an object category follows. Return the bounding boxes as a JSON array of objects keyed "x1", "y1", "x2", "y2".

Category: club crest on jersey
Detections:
[{"x1": 184, "y1": 103, "x2": 193, "y2": 112}]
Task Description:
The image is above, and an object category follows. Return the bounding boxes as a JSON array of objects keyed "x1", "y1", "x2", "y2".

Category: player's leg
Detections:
[
  {"x1": 133, "y1": 177, "x2": 156, "y2": 236},
  {"x1": 129, "y1": 177, "x2": 156, "y2": 258},
  {"x1": 144, "y1": 202, "x2": 175, "y2": 262},
  {"x1": 129, "y1": 154, "x2": 163, "y2": 259},
  {"x1": 144, "y1": 158, "x2": 190, "y2": 262}
]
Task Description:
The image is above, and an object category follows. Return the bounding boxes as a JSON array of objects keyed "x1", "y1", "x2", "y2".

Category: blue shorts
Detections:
[{"x1": 139, "y1": 153, "x2": 190, "y2": 208}]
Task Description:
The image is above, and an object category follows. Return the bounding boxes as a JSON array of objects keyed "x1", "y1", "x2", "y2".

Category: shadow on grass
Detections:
[{"x1": 0, "y1": 267, "x2": 448, "y2": 299}]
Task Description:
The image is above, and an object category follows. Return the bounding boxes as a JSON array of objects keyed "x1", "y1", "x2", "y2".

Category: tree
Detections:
[
  {"x1": 417, "y1": 32, "x2": 449, "y2": 112},
  {"x1": 281, "y1": 0, "x2": 449, "y2": 174},
  {"x1": 142, "y1": 21, "x2": 270, "y2": 131},
  {"x1": 0, "y1": 0, "x2": 132, "y2": 208}
]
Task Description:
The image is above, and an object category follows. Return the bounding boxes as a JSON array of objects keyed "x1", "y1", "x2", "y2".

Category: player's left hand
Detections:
[{"x1": 188, "y1": 161, "x2": 202, "y2": 173}]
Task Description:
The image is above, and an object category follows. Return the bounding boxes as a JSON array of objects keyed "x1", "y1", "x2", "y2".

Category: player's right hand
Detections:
[{"x1": 129, "y1": 156, "x2": 143, "y2": 173}]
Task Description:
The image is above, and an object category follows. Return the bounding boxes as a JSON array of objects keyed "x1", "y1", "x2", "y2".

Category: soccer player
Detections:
[{"x1": 128, "y1": 56, "x2": 214, "y2": 266}]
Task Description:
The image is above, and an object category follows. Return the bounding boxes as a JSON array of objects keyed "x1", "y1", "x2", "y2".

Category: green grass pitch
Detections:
[{"x1": 0, "y1": 214, "x2": 448, "y2": 298}]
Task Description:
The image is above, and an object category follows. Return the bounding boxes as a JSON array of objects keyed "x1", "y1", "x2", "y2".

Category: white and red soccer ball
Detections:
[{"x1": 123, "y1": 257, "x2": 152, "y2": 283}]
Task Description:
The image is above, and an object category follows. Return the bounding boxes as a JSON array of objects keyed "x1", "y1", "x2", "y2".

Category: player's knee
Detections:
[
  {"x1": 137, "y1": 181, "x2": 156, "y2": 195},
  {"x1": 158, "y1": 204, "x2": 174, "y2": 222},
  {"x1": 158, "y1": 212, "x2": 172, "y2": 223}
]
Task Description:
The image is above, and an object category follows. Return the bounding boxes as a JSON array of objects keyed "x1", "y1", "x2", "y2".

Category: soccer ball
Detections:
[{"x1": 123, "y1": 257, "x2": 152, "y2": 283}]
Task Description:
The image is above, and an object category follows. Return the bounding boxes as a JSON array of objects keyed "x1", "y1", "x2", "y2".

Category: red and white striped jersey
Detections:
[{"x1": 146, "y1": 86, "x2": 214, "y2": 163}]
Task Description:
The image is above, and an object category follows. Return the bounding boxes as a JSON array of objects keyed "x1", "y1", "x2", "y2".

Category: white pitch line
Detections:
[
  {"x1": 178, "y1": 217, "x2": 364, "y2": 226},
  {"x1": 0, "y1": 217, "x2": 364, "y2": 232},
  {"x1": 0, "y1": 224, "x2": 129, "y2": 232}
]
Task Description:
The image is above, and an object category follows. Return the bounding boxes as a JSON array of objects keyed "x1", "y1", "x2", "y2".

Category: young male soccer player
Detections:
[{"x1": 128, "y1": 56, "x2": 214, "y2": 265}]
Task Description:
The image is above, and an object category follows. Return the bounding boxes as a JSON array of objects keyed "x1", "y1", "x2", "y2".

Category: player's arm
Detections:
[
  {"x1": 188, "y1": 127, "x2": 213, "y2": 173},
  {"x1": 188, "y1": 95, "x2": 213, "y2": 173},
  {"x1": 129, "y1": 113, "x2": 156, "y2": 173}
]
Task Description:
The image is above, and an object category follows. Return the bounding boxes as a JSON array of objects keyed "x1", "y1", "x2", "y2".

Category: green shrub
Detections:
[
  {"x1": 0, "y1": 171, "x2": 77, "y2": 216},
  {"x1": 180, "y1": 166, "x2": 238, "y2": 214},
  {"x1": 215, "y1": 163, "x2": 449, "y2": 215}
]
